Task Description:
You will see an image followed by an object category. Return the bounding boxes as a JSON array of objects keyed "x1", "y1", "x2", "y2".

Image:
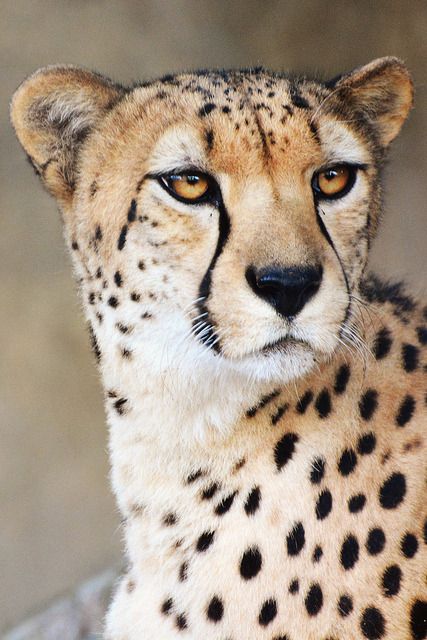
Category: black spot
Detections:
[
  {"x1": 89, "y1": 180, "x2": 98, "y2": 197},
  {"x1": 290, "y1": 86, "x2": 310, "y2": 109},
  {"x1": 233, "y1": 457, "x2": 246, "y2": 472},
  {"x1": 271, "y1": 403, "x2": 289, "y2": 425},
  {"x1": 286, "y1": 522, "x2": 305, "y2": 556},
  {"x1": 396, "y1": 395, "x2": 416, "y2": 427},
  {"x1": 116, "y1": 323, "x2": 130, "y2": 334},
  {"x1": 118, "y1": 224, "x2": 128, "y2": 250},
  {"x1": 196, "y1": 530, "x2": 215, "y2": 552},
  {"x1": 360, "y1": 606, "x2": 385, "y2": 639},
  {"x1": 244, "y1": 486, "x2": 261, "y2": 515},
  {"x1": 179, "y1": 561, "x2": 188, "y2": 582},
  {"x1": 161, "y1": 597, "x2": 173, "y2": 615},
  {"x1": 274, "y1": 433, "x2": 299, "y2": 470},
  {"x1": 338, "y1": 595, "x2": 353, "y2": 617},
  {"x1": 258, "y1": 599, "x2": 277, "y2": 626},
  {"x1": 359, "y1": 389, "x2": 379, "y2": 421},
  {"x1": 401, "y1": 533, "x2": 418, "y2": 558},
  {"x1": 222, "y1": 105, "x2": 231, "y2": 113},
  {"x1": 348, "y1": 493, "x2": 366, "y2": 513},
  {"x1": 114, "y1": 271, "x2": 122, "y2": 287},
  {"x1": 373, "y1": 327, "x2": 392, "y2": 359},
  {"x1": 95, "y1": 267, "x2": 102, "y2": 278},
  {"x1": 296, "y1": 390, "x2": 313, "y2": 414},
  {"x1": 127, "y1": 199, "x2": 137, "y2": 222},
  {"x1": 382, "y1": 564, "x2": 402, "y2": 597},
  {"x1": 95, "y1": 225, "x2": 102, "y2": 241},
  {"x1": 206, "y1": 596, "x2": 223, "y2": 622},
  {"x1": 160, "y1": 73, "x2": 175, "y2": 83},
  {"x1": 410, "y1": 600, "x2": 427, "y2": 640},
  {"x1": 340, "y1": 534, "x2": 359, "y2": 570},
  {"x1": 366, "y1": 528, "x2": 386, "y2": 555},
  {"x1": 289, "y1": 579, "x2": 299, "y2": 594},
  {"x1": 310, "y1": 457, "x2": 325, "y2": 484},
  {"x1": 88, "y1": 291, "x2": 96, "y2": 305},
  {"x1": 357, "y1": 432, "x2": 376, "y2": 455},
  {"x1": 338, "y1": 449, "x2": 357, "y2": 476},
  {"x1": 205, "y1": 129, "x2": 214, "y2": 150},
  {"x1": 215, "y1": 491, "x2": 237, "y2": 515},
  {"x1": 402, "y1": 343, "x2": 419, "y2": 372},
  {"x1": 176, "y1": 613, "x2": 187, "y2": 630},
  {"x1": 305, "y1": 583, "x2": 323, "y2": 616},
  {"x1": 312, "y1": 545, "x2": 323, "y2": 562},
  {"x1": 201, "y1": 482, "x2": 220, "y2": 500},
  {"x1": 240, "y1": 546, "x2": 262, "y2": 580},
  {"x1": 108, "y1": 296, "x2": 119, "y2": 308},
  {"x1": 361, "y1": 275, "x2": 415, "y2": 319},
  {"x1": 163, "y1": 512, "x2": 177, "y2": 526},
  {"x1": 71, "y1": 240, "x2": 79, "y2": 250},
  {"x1": 379, "y1": 472, "x2": 406, "y2": 509},
  {"x1": 186, "y1": 469, "x2": 204, "y2": 484},
  {"x1": 138, "y1": 260, "x2": 145, "y2": 271},
  {"x1": 315, "y1": 490, "x2": 332, "y2": 520},
  {"x1": 130, "y1": 292, "x2": 140, "y2": 302},
  {"x1": 199, "y1": 103, "x2": 216, "y2": 117},
  {"x1": 315, "y1": 389, "x2": 331, "y2": 418},
  {"x1": 416, "y1": 326, "x2": 427, "y2": 345},
  {"x1": 113, "y1": 397, "x2": 127, "y2": 416},
  {"x1": 334, "y1": 364, "x2": 350, "y2": 394},
  {"x1": 246, "y1": 389, "x2": 280, "y2": 418},
  {"x1": 309, "y1": 121, "x2": 320, "y2": 143},
  {"x1": 88, "y1": 323, "x2": 101, "y2": 362}
]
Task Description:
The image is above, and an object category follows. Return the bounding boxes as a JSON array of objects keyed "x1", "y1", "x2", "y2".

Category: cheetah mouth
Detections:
[{"x1": 259, "y1": 335, "x2": 311, "y2": 355}]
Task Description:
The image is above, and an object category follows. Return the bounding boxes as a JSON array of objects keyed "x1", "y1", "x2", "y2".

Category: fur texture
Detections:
[{"x1": 11, "y1": 58, "x2": 426, "y2": 639}]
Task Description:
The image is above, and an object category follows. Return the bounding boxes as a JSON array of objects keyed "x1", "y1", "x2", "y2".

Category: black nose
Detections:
[{"x1": 245, "y1": 264, "x2": 323, "y2": 318}]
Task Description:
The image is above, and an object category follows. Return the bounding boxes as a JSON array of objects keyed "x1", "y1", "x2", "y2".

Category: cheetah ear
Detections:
[
  {"x1": 330, "y1": 57, "x2": 414, "y2": 147},
  {"x1": 10, "y1": 65, "x2": 124, "y2": 205}
]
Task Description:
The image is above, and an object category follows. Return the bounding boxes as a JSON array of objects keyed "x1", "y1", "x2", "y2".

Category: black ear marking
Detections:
[{"x1": 11, "y1": 65, "x2": 124, "y2": 203}]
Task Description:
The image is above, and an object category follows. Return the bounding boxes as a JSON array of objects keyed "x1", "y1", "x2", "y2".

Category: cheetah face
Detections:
[{"x1": 11, "y1": 59, "x2": 413, "y2": 385}]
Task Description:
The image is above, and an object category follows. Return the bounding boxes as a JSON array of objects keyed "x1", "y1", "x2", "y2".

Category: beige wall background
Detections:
[{"x1": 1, "y1": 0, "x2": 426, "y2": 631}]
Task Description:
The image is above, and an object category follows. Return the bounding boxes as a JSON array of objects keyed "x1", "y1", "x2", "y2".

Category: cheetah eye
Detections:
[
  {"x1": 312, "y1": 165, "x2": 357, "y2": 200},
  {"x1": 159, "y1": 172, "x2": 214, "y2": 204}
]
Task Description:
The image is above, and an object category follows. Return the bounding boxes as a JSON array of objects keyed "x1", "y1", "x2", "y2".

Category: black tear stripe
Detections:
[
  {"x1": 195, "y1": 197, "x2": 231, "y2": 351},
  {"x1": 315, "y1": 205, "x2": 351, "y2": 335}
]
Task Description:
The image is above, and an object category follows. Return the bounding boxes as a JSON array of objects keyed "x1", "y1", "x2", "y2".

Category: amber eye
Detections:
[
  {"x1": 312, "y1": 165, "x2": 356, "y2": 200},
  {"x1": 160, "y1": 172, "x2": 212, "y2": 203}
]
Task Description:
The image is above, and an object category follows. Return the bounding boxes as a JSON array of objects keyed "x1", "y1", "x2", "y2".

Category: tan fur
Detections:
[{"x1": 11, "y1": 58, "x2": 426, "y2": 639}]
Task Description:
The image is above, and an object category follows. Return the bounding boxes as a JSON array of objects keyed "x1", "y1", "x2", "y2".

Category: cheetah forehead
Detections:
[{"x1": 11, "y1": 58, "x2": 413, "y2": 205}]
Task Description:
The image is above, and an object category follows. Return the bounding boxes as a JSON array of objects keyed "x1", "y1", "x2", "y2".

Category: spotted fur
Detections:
[{"x1": 11, "y1": 58, "x2": 426, "y2": 639}]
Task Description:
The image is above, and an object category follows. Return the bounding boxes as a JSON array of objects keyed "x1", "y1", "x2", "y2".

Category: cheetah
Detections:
[{"x1": 11, "y1": 57, "x2": 426, "y2": 640}]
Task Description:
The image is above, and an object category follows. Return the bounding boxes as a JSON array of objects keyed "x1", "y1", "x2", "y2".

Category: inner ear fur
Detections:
[
  {"x1": 330, "y1": 57, "x2": 414, "y2": 147},
  {"x1": 10, "y1": 65, "x2": 124, "y2": 204}
]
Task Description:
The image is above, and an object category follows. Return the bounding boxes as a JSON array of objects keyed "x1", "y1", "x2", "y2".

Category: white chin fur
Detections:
[{"x1": 101, "y1": 309, "x2": 319, "y2": 440}]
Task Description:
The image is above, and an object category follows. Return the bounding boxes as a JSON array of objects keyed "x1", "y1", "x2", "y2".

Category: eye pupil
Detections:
[{"x1": 325, "y1": 170, "x2": 337, "y2": 181}]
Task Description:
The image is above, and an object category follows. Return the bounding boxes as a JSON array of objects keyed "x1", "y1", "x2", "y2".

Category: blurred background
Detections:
[{"x1": 1, "y1": 0, "x2": 426, "y2": 635}]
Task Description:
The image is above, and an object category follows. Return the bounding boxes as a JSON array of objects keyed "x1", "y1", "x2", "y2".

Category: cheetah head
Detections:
[{"x1": 11, "y1": 59, "x2": 413, "y2": 394}]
